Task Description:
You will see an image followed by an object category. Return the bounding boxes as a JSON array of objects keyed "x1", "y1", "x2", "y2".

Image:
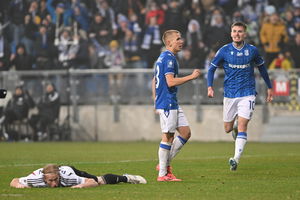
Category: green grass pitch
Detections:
[{"x1": 0, "y1": 142, "x2": 299, "y2": 200}]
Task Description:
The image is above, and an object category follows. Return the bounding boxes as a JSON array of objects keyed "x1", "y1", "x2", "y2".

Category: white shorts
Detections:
[
  {"x1": 157, "y1": 107, "x2": 189, "y2": 133},
  {"x1": 223, "y1": 95, "x2": 256, "y2": 122}
]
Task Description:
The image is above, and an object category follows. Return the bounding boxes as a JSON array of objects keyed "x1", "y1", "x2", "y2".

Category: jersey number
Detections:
[
  {"x1": 155, "y1": 65, "x2": 160, "y2": 88},
  {"x1": 249, "y1": 100, "x2": 255, "y2": 110}
]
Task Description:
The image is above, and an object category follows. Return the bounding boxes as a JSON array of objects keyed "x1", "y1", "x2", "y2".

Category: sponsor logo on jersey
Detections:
[{"x1": 228, "y1": 63, "x2": 250, "y2": 69}]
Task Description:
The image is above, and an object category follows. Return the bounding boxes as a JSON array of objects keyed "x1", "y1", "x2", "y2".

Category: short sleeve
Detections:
[
  {"x1": 19, "y1": 168, "x2": 46, "y2": 187},
  {"x1": 164, "y1": 57, "x2": 176, "y2": 75},
  {"x1": 59, "y1": 166, "x2": 85, "y2": 187}
]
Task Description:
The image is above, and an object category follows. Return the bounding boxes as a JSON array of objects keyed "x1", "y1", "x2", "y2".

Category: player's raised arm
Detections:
[{"x1": 165, "y1": 69, "x2": 200, "y2": 87}]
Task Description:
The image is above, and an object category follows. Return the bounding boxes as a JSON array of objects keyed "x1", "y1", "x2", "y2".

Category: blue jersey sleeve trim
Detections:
[
  {"x1": 207, "y1": 64, "x2": 217, "y2": 87},
  {"x1": 258, "y1": 65, "x2": 272, "y2": 89}
]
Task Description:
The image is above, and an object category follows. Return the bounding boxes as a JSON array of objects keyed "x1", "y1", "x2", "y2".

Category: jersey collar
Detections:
[
  {"x1": 231, "y1": 41, "x2": 245, "y2": 51},
  {"x1": 165, "y1": 50, "x2": 175, "y2": 57}
]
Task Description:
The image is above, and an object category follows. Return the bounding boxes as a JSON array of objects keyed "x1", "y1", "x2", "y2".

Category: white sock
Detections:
[
  {"x1": 234, "y1": 132, "x2": 247, "y2": 163},
  {"x1": 158, "y1": 142, "x2": 171, "y2": 177},
  {"x1": 167, "y1": 136, "x2": 187, "y2": 166}
]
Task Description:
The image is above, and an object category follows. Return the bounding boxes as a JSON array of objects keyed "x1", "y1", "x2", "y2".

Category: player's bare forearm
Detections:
[
  {"x1": 71, "y1": 178, "x2": 99, "y2": 188},
  {"x1": 10, "y1": 178, "x2": 30, "y2": 188},
  {"x1": 166, "y1": 69, "x2": 200, "y2": 87},
  {"x1": 151, "y1": 77, "x2": 156, "y2": 102}
]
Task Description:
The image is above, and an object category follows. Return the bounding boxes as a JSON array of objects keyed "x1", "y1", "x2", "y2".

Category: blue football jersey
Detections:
[
  {"x1": 154, "y1": 50, "x2": 178, "y2": 110},
  {"x1": 211, "y1": 42, "x2": 264, "y2": 98}
]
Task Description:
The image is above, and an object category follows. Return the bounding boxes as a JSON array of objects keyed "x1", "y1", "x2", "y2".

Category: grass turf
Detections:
[{"x1": 0, "y1": 142, "x2": 299, "y2": 200}]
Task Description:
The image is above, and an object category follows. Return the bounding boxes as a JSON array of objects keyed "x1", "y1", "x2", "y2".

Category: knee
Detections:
[
  {"x1": 224, "y1": 125, "x2": 232, "y2": 133},
  {"x1": 181, "y1": 129, "x2": 191, "y2": 140}
]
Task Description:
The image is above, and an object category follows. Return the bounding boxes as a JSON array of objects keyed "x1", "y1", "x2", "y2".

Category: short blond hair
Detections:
[
  {"x1": 42, "y1": 164, "x2": 59, "y2": 175},
  {"x1": 162, "y1": 30, "x2": 180, "y2": 45}
]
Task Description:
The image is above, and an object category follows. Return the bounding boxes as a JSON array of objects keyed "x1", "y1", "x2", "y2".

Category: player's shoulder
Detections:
[
  {"x1": 161, "y1": 50, "x2": 175, "y2": 60},
  {"x1": 30, "y1": 168, "x2": 44, "y2": 177},
  {"x1": 245, "y1": 43, "x2": 258, "y2": 51},
  {"x1": 59, "y1": 166, "x2": 75, "y2": 174},
  {"x1": 215, "y1": 43, "x2": 231, "y2": 56}
]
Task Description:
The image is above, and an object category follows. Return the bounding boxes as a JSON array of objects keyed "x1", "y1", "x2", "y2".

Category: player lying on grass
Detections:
[{"x1": 10, "y1": 164, "x2": 147, "y2": 188}]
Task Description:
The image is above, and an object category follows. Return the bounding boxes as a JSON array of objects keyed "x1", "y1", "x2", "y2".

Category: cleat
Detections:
[
  {"x1": 157, "y1": 176, "x2": 182, "y2": 182},
  {"x1": 156, "y1": 164, "x2": 178, "y2": 179},
  {"x1": 229, "y1": 158, "x2": 238, "y2": 171},
  {"x1": 232, "y1": 119, "x2": 238, "y2": 140},
  {"x1": 123, "y1": 174, "x2": 147, "y2": 184}
]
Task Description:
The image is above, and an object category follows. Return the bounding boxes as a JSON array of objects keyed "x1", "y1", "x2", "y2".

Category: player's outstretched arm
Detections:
[
  {"x1": 10, "y1": 178, "x2": 30, "y2": 188},
  {"x1": 71, "y1": 178, "x2": 99, "y2": 188},
  {"x1": 166, "y1": 69, "x2": 200, "y2": 87}
]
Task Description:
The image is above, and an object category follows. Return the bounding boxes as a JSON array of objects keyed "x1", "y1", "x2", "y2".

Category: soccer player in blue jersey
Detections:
[
  {"x1": 152, "y1": 30, "x2": 201, "y2": 181},
  {"x1": 207, "y1": 22, "x2": 273, "y2": 171}
]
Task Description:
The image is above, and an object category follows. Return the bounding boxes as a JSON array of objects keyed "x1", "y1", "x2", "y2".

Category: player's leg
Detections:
[
  {"x1": 158, "y1": 132, "x2": 174, "y2": 179},
  {"x1": 168, "y1": 107, "x2": 190, "y2": 164},
  {"x1": 223, "y1": 97, "x2": 238, "y2": 133},
  {"x1": 230, "y1": 95, "x2": 255, "y2": 170},
  {"x1": 98, "y1": 174, "x2": 146, "y2": 185},
  {"x1": 157, "y1": 109, "x2": 180, "y2": 181}
]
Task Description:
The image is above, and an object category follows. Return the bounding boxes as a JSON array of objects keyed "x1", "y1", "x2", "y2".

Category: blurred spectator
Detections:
[
  {"x1": 0, "y1": 28, "x2": 11, "y2": 71},
  {"x1": 56, "y1": 28, "x2": 79, "y2": 69},
  {"x1": 92, "y1": 0, "x2": 118, "y2": 36},
  {"x1": 10, "y1": 43, "x2": 34, "y2": 70},
  {"x1": 203, "y1": 11, "x2": 230, "y2": 51},
  {"x1": 141, "y1": 16, "x2": 162, "y2": 68},
  {"x1": 8, "y1": 0, "x2": 28, "y2": 48},
  {"x1": 104, "y1": 40, "x2": 126, "y2": 96},
  {"x1": 29, "y1": 82, "x2": 60, "y2": 141},
  {"x1": 259, "y1": 13, "x2": 289, "y2": 68},
  {"x1": 72, "y1": 31, "x2": 89, "y2": 69},
  {"x1": 288, "y1": 32, "x2": 300, "y2": 68},
  {"x1": 268, "y1": 52, "x2": 293, "y2": 71},
  {"x1": 178, "y1": 48, "x2": 200, "y2": 69},
  {"x1": 186, "y1": 19, "x2": 206, "y2": 66},
  {"x1": 38, "y1": 0, "x2": 49, "y2": 21},
  {"x1": 46, "y1": 0, "x2": 72, "y2": 27},
  {"x1": 283, "y1": 9, "x2": 297, "y2": 41},
  {"x1": 164, "y1": 0, "x2": 185, "y2": 32},
  {"x1": 71, "y1": 1, "x2": 90, "y2": 33},
  {"x1": 21, "y1": 14, "x2": 38, "y2": 56},
  {"x1": 145, "y1": 1, "x2": 165, "y2": 26},
  {"x1": 0, "y1": 85, "x2": 35, "y2": 141},
  {"x1": 89, "y1": 13, "x2": 112, "y2": 48},
  {"x1": 34, "y1": 24, "x2": 56, "y2": 70}
]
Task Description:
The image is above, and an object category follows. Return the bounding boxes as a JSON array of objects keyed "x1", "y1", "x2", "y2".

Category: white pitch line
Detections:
[{"x1": 0, "y1": 153, "x2": 298, "y2": 168}]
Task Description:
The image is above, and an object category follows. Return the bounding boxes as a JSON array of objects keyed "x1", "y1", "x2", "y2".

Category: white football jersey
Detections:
[{"x1": 19, "y1": 166, "x2": 85, "y2": 187}]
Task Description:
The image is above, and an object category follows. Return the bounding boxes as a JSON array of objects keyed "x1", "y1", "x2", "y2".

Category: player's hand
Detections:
[
  {"x1": 71, "y1": 185, "x2": 83, "y2": 188},
  {"x1": 16, "y1": 184, "x2": 29, "y2": 188},
  {"x1": 191, "y1": 69, "x2": 201, "y2": 79},
  {"x1": 207, "y1": 87, "x2": 214, "y2": 98},
  {"x1": 266, "y1": 88, "x2": 273, "y2": 102}
]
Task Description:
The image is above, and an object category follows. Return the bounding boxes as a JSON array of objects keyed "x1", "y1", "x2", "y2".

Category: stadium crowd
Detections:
[
  {"x1": 0, "y1": 0, "x2": 300, "y2": 141},
  {"x1": 0, "y1": 0, "x2": 299, "y2": 72}
]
